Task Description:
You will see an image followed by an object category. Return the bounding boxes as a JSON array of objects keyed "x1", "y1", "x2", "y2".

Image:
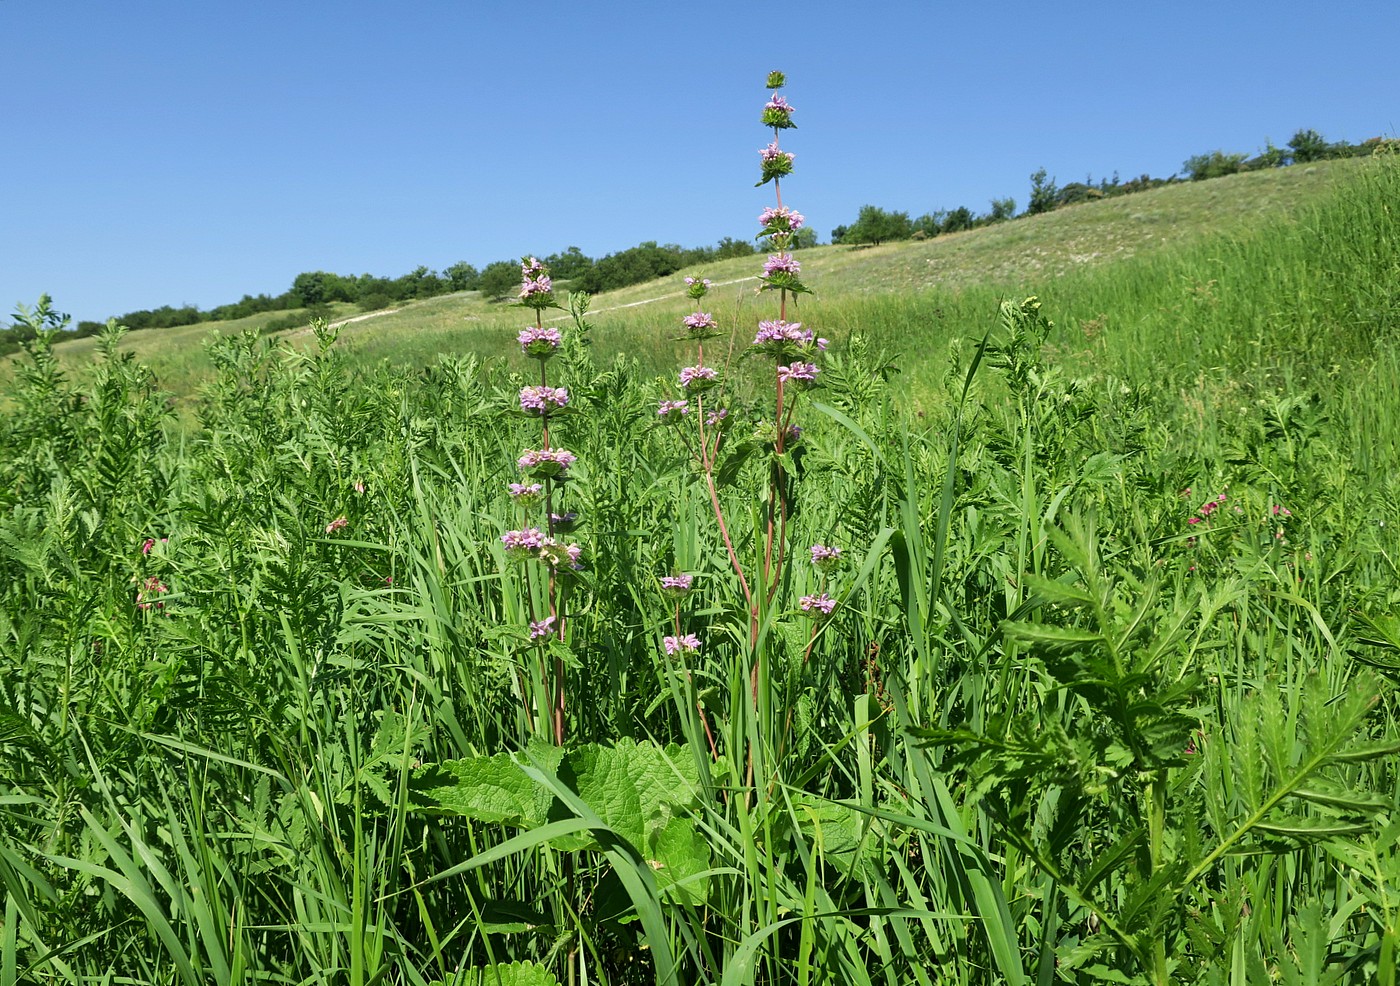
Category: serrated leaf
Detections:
[
  {"x1": 1254, "y1": 816, "x2": 1373, "y2": 840},
  {"x1": 556, "y1": 739, "x2": 702, "y2": 853},
  {"x1": 457, "y1": 960, "x2": 561, "y2": 986},
  {"x1": 408, "y1": 746, "x2": 560, "y2": 827},
  {"x1": 646, "y1": 814, "x2": 711, "y2": 906},
  {"x1": 1003, "y1": 620, "x2": 1103, "y2": 650},
  {"x1": 1325, "y1": 739, "x2": 1400, "y2": 764}
]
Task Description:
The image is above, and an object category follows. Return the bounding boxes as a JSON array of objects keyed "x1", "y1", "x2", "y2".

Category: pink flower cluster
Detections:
[
  {"x1": 529, "y1": 615, "x2": 556, "y2": 640},
  {"x1": 517, "y1": 448, "x2": 577, "y2": 478},
  {"x1": 758, "y1": 206, "x2": 804, "y2": 232},
  {"x1": 660, "y1": 573, "x2": 694, "y2": 596},
  {"x1": 800, "y1": 592, "x2": 836, "y2": 616},
  {"x1": 136, "y1": 576, "x2": 168, "y2": 612},
  {"x1": 761, "y1": 95, "x2": 795, "y2": 129},
  {"x1": 763, "y1": 253, "x2": 801, "y2": 278},
  {"x1": 678, "y1": 365, "x2": 719, "y2": 391},
  {"x1": 809, "y1": 544, "x2": 842, "y2": 569},
  {"x1": 1186, "y1": 492, "x2": 1228, "y2": 526},
  {"x1": 518, "y1": 326, "x2": 563, "y2": 359},
  {"x1": 325, "y1": 516, "x2": 348, "y2": 534},
  {"x1": 519, "y1": 385, "x2": 570, "y2": 414},
  {"x1": 682, "y1": 311, "x2": 718, "y2": 334},
  {"x1": 663, "y1": 633, "x2": 702, "y2": 655},
  {"x1": 776, "y1": 361, "x2": 820, "y2": 386},
  {"x1": 752, "y1": 319, "x2": 827, "y2": 356},
  {"x1": 502, "y1": 529, "x2": 582, "y2": 569},
  {"x1": 508, "y1": 482, "x2": 543, "y2": 501},
  {"x1": 657, "y1": 399, "x2": 690, "y2": 422},
  {"x1": 501, "y1": 527, "x2": 548, "y2": 553},
  {"x1": 519, "y1": 257, "x2": 553, "y2": 304}
]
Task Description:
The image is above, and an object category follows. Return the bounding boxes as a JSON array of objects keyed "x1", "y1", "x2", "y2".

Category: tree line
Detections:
[
  {"x1": 830, "y1": 128, "x2": 1394, "y2": 247},
  {"x1": 5, "y1": 127, "x2": 1391, "y2": 353}
]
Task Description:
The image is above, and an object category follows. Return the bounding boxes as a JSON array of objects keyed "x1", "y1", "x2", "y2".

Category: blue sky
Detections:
[{"x1": 3, "y1": 1, "x2": 1397, "y2": 325}]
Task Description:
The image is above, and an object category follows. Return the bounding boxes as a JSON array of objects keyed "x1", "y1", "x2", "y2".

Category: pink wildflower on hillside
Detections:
[
  {"x1": 519, "y1": 385, "x2": 570, "y2": 414},
  {"x1": 800, "y1": 592, "x2": 837, "y2": 616},
  {"x1": 660, "y1": 573, "x2": 694, "y2": 597},
  {"x1": 678, "y1": 365, "x2": 719, "y2": 392},
  {"x1": 326, "y1": 516, "x2": 348, "y2": 534},
  {"x1": 663, "y1": 633, "x2": 702, "y2": 655}
]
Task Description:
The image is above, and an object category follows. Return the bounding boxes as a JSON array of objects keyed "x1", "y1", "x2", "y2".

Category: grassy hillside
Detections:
[{"x1": 23, "y1": 154, "x2": 1379, "y2": 409}]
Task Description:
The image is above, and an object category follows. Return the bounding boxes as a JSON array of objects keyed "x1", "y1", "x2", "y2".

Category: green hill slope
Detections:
[{"x1": 27, "y1": 154, "x2": 1389, "y2": 404}]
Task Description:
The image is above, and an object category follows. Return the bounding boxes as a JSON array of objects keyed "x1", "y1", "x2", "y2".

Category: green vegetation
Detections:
[{"x1": 1, "y1": 126, "x2": 1398, "y2": 985}]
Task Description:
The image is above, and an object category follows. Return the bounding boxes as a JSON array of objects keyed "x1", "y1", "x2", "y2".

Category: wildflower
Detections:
[
  {"x1": 757, "y1": 141, "x2": 795, "y2": 185},
  {"x1": 518, "y1": 326, "x2": 563, "y2": 359},
  {"x1": 799, "y1": 592, "x2": 837, "y2": 616},
  {"x1": 519, "y1": 385, "x2": 570, "y2": 414},
  {"x1": 660, "y1": 573, "x2": 694, "y2": 597},
  {"x1": 763, "y1": 253, "x2": 801, "y2": 278},
  {"x1": 752, "y1": 318, "x2": 819, "y2": 357},
  {"x1": 508, "y1": 482, "x2": 544, "y2": 505},
  {"x1": 550, "y1": 511, "x2": 580, "y2": 532},
  {"x1": 761, "y1": 96, "x2": 796, "y2": 130},
  {"x1": 682, "y1": 311, "x2": 718, "y2": 335},
  {"x1": 663, "y1": 633, "x2": 702, "y2": 655},
  {"x1": 529, "y1": 615, "x2": 556, "y2": 640},
  {"x1": 326, "y1": 516, "x2": 348, "y2": 534},
  {"x1": 809, "y1": 544, "x2": 842, "y2": 570},
  {"x1": 684, "y1": 275, "x2": 712, "y2": 300},
  {"x1": 354, "y1": 480, "x2": 366, "y2": 494},
  {"x1": 765, "y1": 70, "x2": 786, "y2": 90},
  {"x1": 517, "y1": 448, "x2": 577, "y2": 479},
  {"x1": 519, "y1": 275, "x2": 553, "y2": 302},
  {"x1": 1272, "y1": 504, "x2": 1292, "y2": 517},
  {"x1": 706, "y1": 408, "x2": 729, "y2": 427},
  {"x1": 136, "y1": 576, "x2": 168, "y2": 612},
  {"x1": 140, "y1": 536, "x2": 168, "y2": 555},
  {"x1": 522, "y1": 256, "x2": 547, "y2": 277},
  {"x1": 678, "y1": 365, "x2": 719, "y2": 392},
  {"x1": 785, "y1": 423, "x2": 803, "y2": 444},
  {"x1": 657, "y1": 399, "x2": 690, "y2": 423},
  {"x1": 758, "y1": 205, "x2": 805, "y2": 234},
  {"x1": 537, "y1": 538, "x2": 584, "y2": 571},
  {"x1": 776, "y1": 361, "x2": 820, "y2": 387},
  {"x1": 501, "y1": 527, "x2": 548, "y2": 558}
]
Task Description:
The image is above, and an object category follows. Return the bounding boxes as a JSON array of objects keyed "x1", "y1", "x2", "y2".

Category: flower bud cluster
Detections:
[{"x1": 519, "y1": 256, "x2": 554, "y2": 310}]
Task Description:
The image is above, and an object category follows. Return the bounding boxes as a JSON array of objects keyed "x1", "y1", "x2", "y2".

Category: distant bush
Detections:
[
  {"x1": 1028, "y1": 168, "x2": 1059, "y2": 214},
  {"x1": 1183, "y1": 150, "x2": 1248, "y2": 181}
]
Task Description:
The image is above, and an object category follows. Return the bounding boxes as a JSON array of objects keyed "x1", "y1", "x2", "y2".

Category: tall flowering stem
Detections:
[
  {"x1": 753, "y1": 72, "x2": 820, "y2": 613},
  {"x1": 507, "y1": 257, "x2": 582, "y2": 745}
]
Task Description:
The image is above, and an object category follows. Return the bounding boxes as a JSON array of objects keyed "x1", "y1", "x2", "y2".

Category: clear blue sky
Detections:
[{"x1": 3, "y1": 0, "x2": 1396, "y2": 325}]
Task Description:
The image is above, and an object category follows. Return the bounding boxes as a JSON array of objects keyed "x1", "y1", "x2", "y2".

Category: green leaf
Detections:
[
  {"x1": 456, "y1": 960, "x2": 562, "y2": 986},
  {"x1": 1254, "y1": 816, "x2": 1374, "y2": 840},
  {"x1": 646, "y1": 814, "x2": 711, "y2": 906},
  {"x1": 408, "y1": 745, "x2": 561, "y2": 827},
  {"x1": 1002, "y1": 620, "x2": 1103, "y2": 650}
]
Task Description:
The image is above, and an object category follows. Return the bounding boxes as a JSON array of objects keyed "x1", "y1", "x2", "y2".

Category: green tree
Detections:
[
  {"x1": 1028, "y1": 167, "x2": 1058, "y2": 215},
  {"x1": 840, "y1": 205, "x2": 913, "y2": 245},
  {"x1": 444, "y1": 261, "x2": 480, "y2": 292},
  {"x1": 1182, "y1": 150, "x2": 1246, "y2": 181},
  {"x1": 988, "y1": 197, "x2": 1017, "y2": 222},
  {"x1": 545, "y1": 246, "x2": 593, "y2": 280},
  {"x1": 479, "y1": 260, "x2": 521, "y2": 302},
  {"x1": 1288, "y1": 128, "x2": 1329, "y2": 164}
]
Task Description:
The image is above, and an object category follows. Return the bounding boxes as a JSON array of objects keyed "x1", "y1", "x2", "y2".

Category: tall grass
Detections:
[{"x1": 0, "y1": 163, "x2": 1397, "y2": 984}]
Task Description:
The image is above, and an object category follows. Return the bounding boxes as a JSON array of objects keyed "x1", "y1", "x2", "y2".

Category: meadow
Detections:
[{"x1": 2, "y1": 82, "x2": 1399, "y2": 985}]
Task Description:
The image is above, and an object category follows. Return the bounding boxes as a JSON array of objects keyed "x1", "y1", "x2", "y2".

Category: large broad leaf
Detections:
[
  {"x1": 645, "y1": 813, "x2": 712, "y2": 905},
  {"x1": 407, "y1": 743, "x2": 563, "y2": 828},
  {"x1": 780, "y1": 793, "x2": 883, "y2": 882},
  {"x1": 444, "y1": 960, "x2": 561, "y2": 986},
  {"x1": 555, "y1": 739, "x2": 703, "y2": 851}
]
